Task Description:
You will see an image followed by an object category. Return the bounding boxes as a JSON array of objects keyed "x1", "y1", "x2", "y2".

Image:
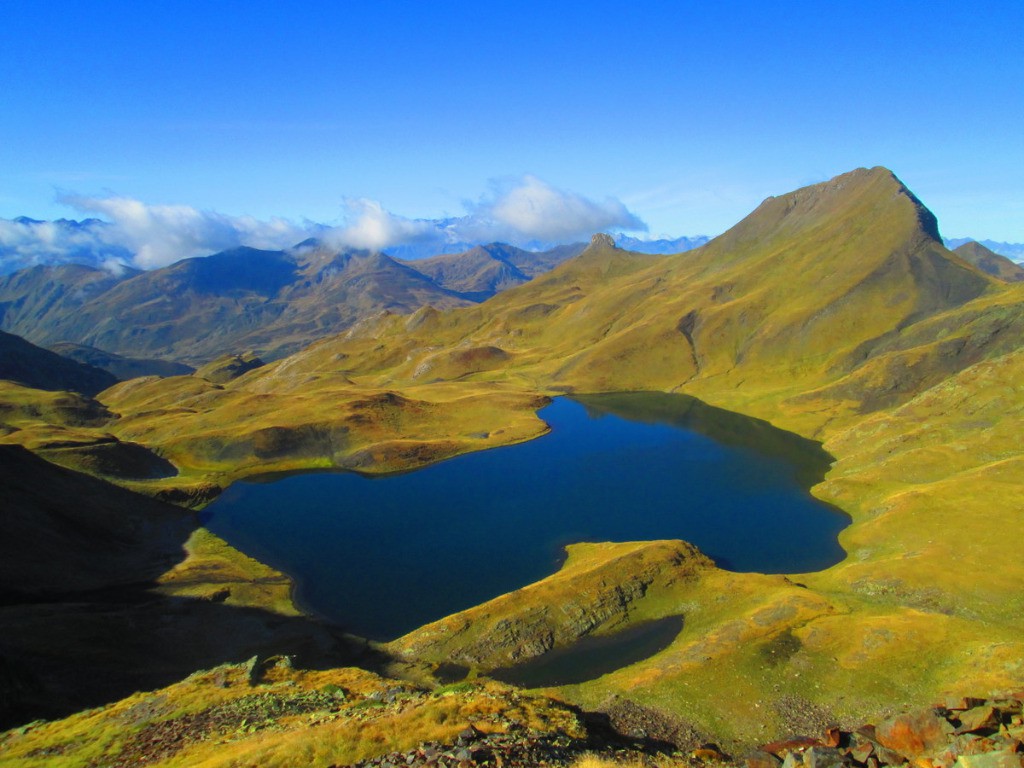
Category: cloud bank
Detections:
[
  {"x1": 466, "y1": 175, "x2": 647, "y2": 243},
  {"x1": 327, "y1": 176, "x2": 647, "y2": 254},
  {"x1": 0, "y1": 217, "x2": 134, "y2": 274},
  {"x1": 60, "y1": 195, "x2": 309, "y2": 269},
  {"x1": 0, "y1": 177, "x2": 646, "y2": 273}
]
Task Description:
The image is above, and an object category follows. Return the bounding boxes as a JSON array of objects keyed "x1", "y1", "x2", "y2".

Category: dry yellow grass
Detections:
[{"x1": 0, "y1": 662, "x2": 585, "y2": 768}]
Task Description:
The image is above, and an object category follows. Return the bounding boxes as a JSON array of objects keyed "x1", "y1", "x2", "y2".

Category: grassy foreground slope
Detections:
[{"x1": 3, "y1": 167, "x2": 1022, "y2": 754}]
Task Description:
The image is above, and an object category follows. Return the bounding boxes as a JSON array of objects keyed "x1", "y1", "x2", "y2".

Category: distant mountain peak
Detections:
[
  {"x1": 885, "y1": 169, "x2": 942, "y2": 243},
  {"x1": 953, "y1": 241, "x2": 1024, "y2": 282},
  {"x1": 945, "y1": 237, "x2": 1024, "y2": 264},
  {"x1": 611, "y1": 233, "x2": 709, "y2": 254}
]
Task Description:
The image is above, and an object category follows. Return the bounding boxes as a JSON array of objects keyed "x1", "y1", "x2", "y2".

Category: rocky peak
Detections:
[{"x1": 589, "y1": 233, "x2": 617, "y2": 249}]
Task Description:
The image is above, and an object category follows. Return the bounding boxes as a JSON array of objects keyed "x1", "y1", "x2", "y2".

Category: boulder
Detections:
[
  {"x1": 876, "y1": 709, "x2": 954, "y2": 758},
  {"x1": 956, "y1": 707, "x2": 1001, "y2": 735}
]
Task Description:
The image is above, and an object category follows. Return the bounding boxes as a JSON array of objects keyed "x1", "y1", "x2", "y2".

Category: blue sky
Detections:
[{"x1": 2, "y1": 0, "x2": 1022, "y2": 254}]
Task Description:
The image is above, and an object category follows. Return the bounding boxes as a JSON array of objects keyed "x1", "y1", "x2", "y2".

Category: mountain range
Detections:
[
  {"x1": 945, "y1": 236, "x2": 1024, "y2": 262},
  {"x1": 0, "y1": 240, "x2": 584, "y2": 365},
  {"x1": 612, "y1": 232, "x2": 710, "y2": 253},
  {"x1": 1, "y1": 166, "x2": 1022, "y2": 761}
]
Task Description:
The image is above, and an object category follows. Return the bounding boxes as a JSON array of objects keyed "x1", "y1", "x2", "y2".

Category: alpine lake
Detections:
[{"x1": 202, "y1": 392, "x2": 847, "y2": 658}]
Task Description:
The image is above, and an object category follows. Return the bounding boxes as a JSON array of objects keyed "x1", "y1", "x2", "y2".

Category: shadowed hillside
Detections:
[
  {"x1": 48, "y1": 341, "x2": 194, "y2": 379},
  {"x1": 0, "y1": 329, "x2": 117, "y2": 395},
  {"x1": 401, "y1": 242, "x2": 586, "y2": 300},
  {"x1": 0, "y1": 263, "x2": 137, "y2": 342},
  {"x1": 0, "y1": 442, "x2": 365, "y2": 729},
  {"x1": 0, "y1": 444, "x2": 192, "y2": 597}
]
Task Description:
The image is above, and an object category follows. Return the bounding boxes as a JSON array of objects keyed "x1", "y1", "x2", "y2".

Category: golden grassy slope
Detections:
[
  {"x1": 0, "y1": 660, "x2": 585, "y2": 768},
  {"x1": 4, "y1": 167, "x2": 1022, "y2": 755},
  {"x1": 100, "y1": 374, "x2": 550, "y2": 487}
]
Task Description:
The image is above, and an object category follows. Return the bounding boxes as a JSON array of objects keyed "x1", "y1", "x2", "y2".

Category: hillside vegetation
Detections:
[{"x1": 2, "y1": 167, "x2": 1022, "y2": 759}]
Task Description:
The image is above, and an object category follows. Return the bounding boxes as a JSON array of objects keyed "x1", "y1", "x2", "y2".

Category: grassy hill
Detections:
[{"x1": 2, "y1": 167, "x2": 1022, "y2": 758}]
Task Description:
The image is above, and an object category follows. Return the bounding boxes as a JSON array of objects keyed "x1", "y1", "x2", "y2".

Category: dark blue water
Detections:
[{"x1": 201, "y1": 393, "x2": 847, "y2": 640}]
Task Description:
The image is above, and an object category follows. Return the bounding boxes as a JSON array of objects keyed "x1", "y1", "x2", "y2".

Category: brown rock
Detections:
[
  {"x1": 957, "y1": 707, "x2": 1001, "y2": 735},
  {"x1": 945, "y1": 699, "x2": 989, "y2": 712},
  {"x1": 803, "y1": 746, "x2": 846, "y2": 768},
  {"x1": 964, "y1": 737, "x2": 1003, "y2": 756},
  {"x1": 876, "y1": 744, "x2": 911, "y2": 766},
  {"x1": 693, "y1": 746, "x2": 729, "y2": 762},
  {"x1": 849, "y1": 741, "x2": 875, "y2": 765},
  {"x1": 935, "y1": 747, "x2": 961, "y2": 768},
  {"x1": 823, "y1": 728, "x2": 843, "y2": 748},
  {"x1": 996, "y1": 701, "x2": 1022, "y2": 719},
  {"x1": 857, "y1": 726, "x2": 879, "y2": 742},
  {"x1": 746, "y1": 750, "x2": 783, "y2": 768},
  {"x1": 877, "y1": 710, "x2": 954, "y2": 758}
]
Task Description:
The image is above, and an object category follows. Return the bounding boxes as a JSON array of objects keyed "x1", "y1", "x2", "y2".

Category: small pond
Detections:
[{"x1": 201, "y1": 393, "x2": 847, "y2": 641}]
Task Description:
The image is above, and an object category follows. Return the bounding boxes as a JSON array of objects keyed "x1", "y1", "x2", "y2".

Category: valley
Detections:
[{"x1": 1, "y1": 167, "x2": 1022, "y2": 765}]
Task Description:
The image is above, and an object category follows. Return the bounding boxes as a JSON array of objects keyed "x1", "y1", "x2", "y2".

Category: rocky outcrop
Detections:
[
  {"x1": 589, "y1": 233, "x2": 618, "y2": 250},
  {"x1": 745, "y1": 696, "x2": 1024, "y2": 768}
]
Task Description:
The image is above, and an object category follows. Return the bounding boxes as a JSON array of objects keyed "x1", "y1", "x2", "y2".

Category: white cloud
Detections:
[
  {"x1": 0, "y1": 176, "x2": 647, "y2": 273},
  {"x1": 59, "y1": 194, "x2": 308, "y2": 269},
  {"x1": 322, "y1": 198, "x2": 441, "y2": 252},
  {"x1": 325, "y1": 176, "x2": 647, "y2": 252},
  {"x1": 0, "y1": 217, "x2": 132, "y2": 273},
  {"x1": 464, "y1": 175, "x2": 647, "y2": 242}
]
